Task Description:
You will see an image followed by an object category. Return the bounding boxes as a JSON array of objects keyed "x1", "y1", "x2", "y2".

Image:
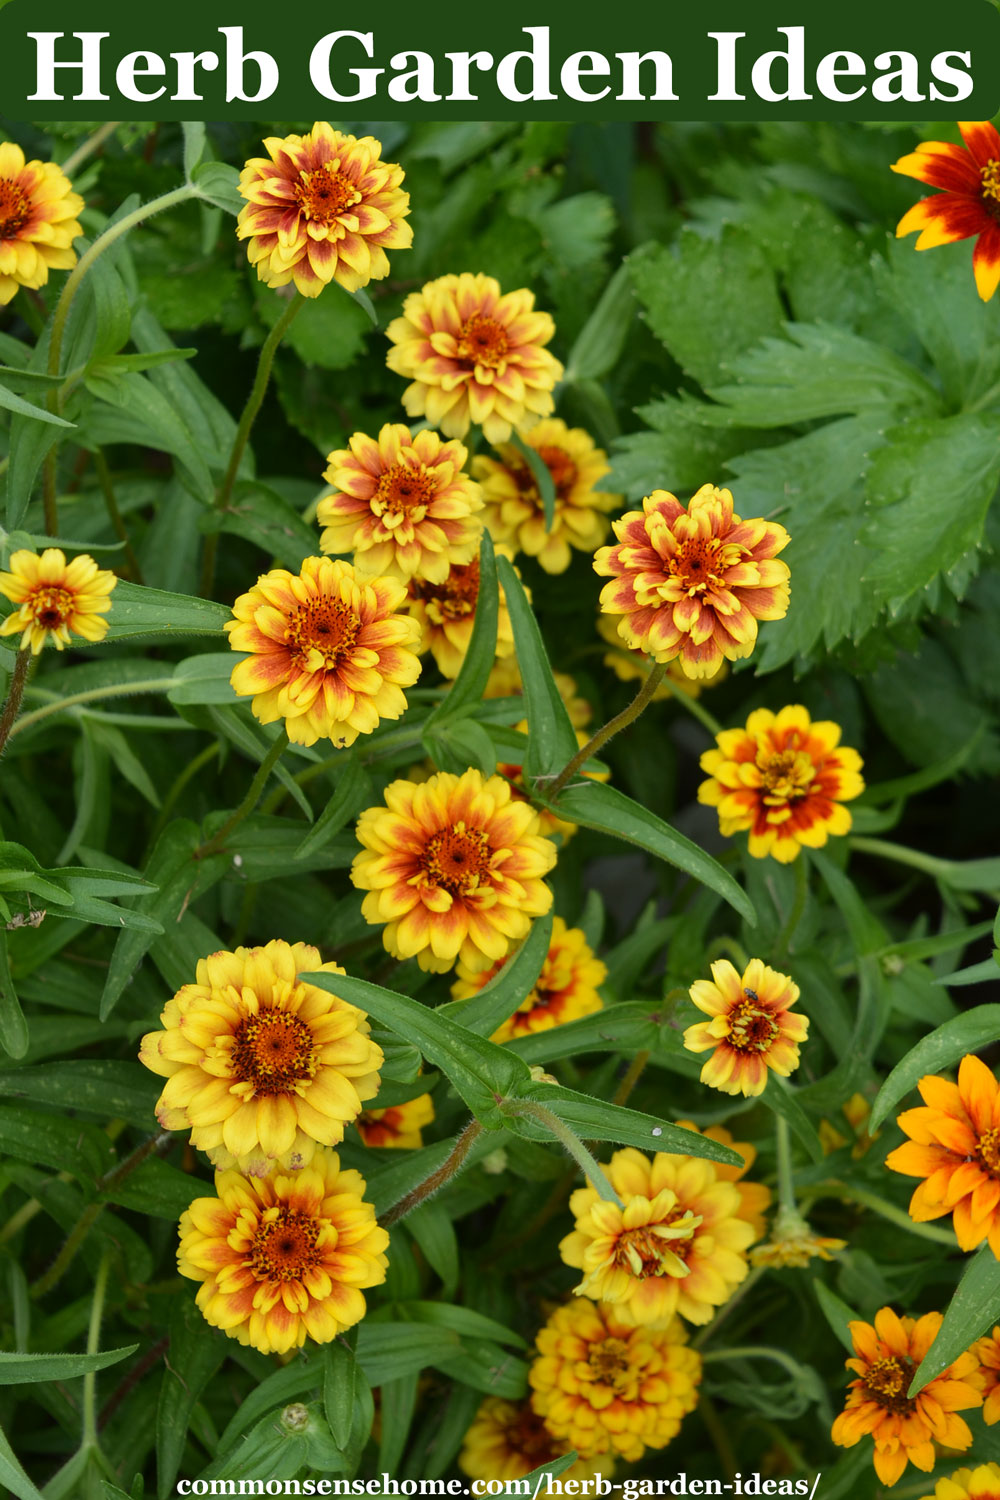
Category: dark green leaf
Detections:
[
  {"x1": 296, "y1": 757, "x2": 369, "y2": 859},
  {"x1": 322, "y1": 1339, "x2": 357, "y2": 1451},
  {"x1": 157, "y1": 1299, "x2": 226, "y2": 1498},
  {"x1": 0, "y1": 1345, "x2": 137, "y2": 1385},
  {"x1": 812, "y1": 1280, "x2": 860, "y2": 1355},
  {"x1": 509, "y1": 432, "x2": 555, "y2": 531},
  {"x1": 438, "y1": 912, "x2": 552, "y2": 1038},
  {"x1": 506, "y1": 1082, "x2": 743, "y2": 1165},
  {"x1": 910, "y1": 1246, "x2": 1000, "y2": 1395},
  {"x1": 425, "y1": 532, "x2": 498, "y2": 730},
  {"x1": 496, "y1": 556, "x2": 578, "y2": 778}
]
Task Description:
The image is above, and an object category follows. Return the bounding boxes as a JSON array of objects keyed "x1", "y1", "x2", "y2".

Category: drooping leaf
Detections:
[{"x1": 496, "y1": 556, "x2": 579, "y2": 778}]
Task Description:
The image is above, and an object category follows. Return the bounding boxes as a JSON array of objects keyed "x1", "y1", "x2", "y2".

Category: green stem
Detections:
[
  {"x1": 775, "y1": 1117, "x2": 796, "y2": 1211},
  {"x1": 196, "y1": 730, "x2": 289, "y2": 857},
  {"x1": 200, "y1": 293, "x2": 304, "y2": 597},
  {"x1": 93, "y1": 450, "x2": 143, "y2": 582},
  {"x1": 701, "y1": 1343, "x2": 809, "y2": 1383},
  {"x1": 669, "y1": 680, "x2": 724, "y2": 737},
  {"x1": 383, "y1": 1118, "x2": 484, "y2": 1227},
  {"x1": 0, "y1": 650, "x2": 32, "y2": 755},
  {"x1": 848, "y1": 836, "x2": 947, "y2": 879},
  {"x1": 547, "y1": 662, "x2": 668, "y2": 798},
  {"x1": 150, "y1": 740, "x2": 221, "y2": 844},
  {"x1": 692, "y1": 1266, "x2": 765, "y2": 1349},
  {"x1": 511, "y1": 1100, "x2": 623, "y2": 1206},
  {"x1": 775, "y1": 853, "x2": 809, "y2": 960},
  {"x1": 705, "y1": 934, "x2": 751, "y2": 971},
  {"x1": 612, "y1": 1050, "x2": 650, "y2": 1108},
  {"x1": 61, "y1": 122, "x2": 121, "y2": 180},
  {"x1": 82, "y1": 1249, "x2": 112, "y2": 1447},
  {"x1": 10, "y1": 677, "x2": 178, "y2": 738},
  {"x1": 803, "y1": 1181, "x2": 959, "y2": 1246}
]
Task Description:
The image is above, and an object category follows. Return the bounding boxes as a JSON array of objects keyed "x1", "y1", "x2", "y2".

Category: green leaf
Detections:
[
  {"x1": 424, "y1": 717, "x2": 497, "y2": 778},
  {"x1": 405, "y1": 1203, "x2": 460, "y2": 1298},
  {"x1": 87, "y1": 372, "x2": 215, "y2": 504},
  {"x1": 506, "y1": 1082, "x2": 743, "y2": 1165},
  {"x1": 167, "y1": 652, "x2": 238, "y2": 706},
  {"x1": 910, "y1": 1245, "x2": 1000, "y2": 1395},
  {"x1": 357, "y1": 1323, "x2": 466, "y2": 1386},
  {"x1": 438, "y1": 912, "x2": 553, "y2": 1038},
  {"x1": 871, "y1": 1006, "x2": 1000, "y2": 1131},
  {"x1": 200, "y1": 479, "x2": 318, "y2": 569},
  {"x1": 0, "y1": 1061, "x2": 158, "y2": 1130},
  {"x1": 204, "y1": 706, "x2": 312, "y2": 821},
  {"x1": 296, "y1": 757, "x2": 369, "y2": 860},
  {"x1": 564, "y1": 263, "x2": 635, "y2": 383},
  {"x1": 0, "y1": 1419, "x2": 45, "y2": 1500},
  {"x1": 0, "y1": 928, "x2": 27, "y2": 1060},
  {"x1": 322, "y1": 1338, "x2": 357, "y2": 1450},
  {"x1": 509, "y1": 431, "x2": 555, "y2": 531},
  {"x1": 157, "y1": 1299, "x2": 226, "y2": 1499},
  {"x1": 812, "y1": 1280, "x2": 860, "y2": 1355},
  {"x1": 937, "y1": 954, "x2": 1000, "y2": 988},
  {"x1": 425, "y1": 531, "x2": 498, "y2": 730},
  {"x1": 0, "y1": 384, "x2": 75, "y2": 426},
  {"x1": 102, "y1": 581, "x2": 230, "y2": 644},
  {"x1": 496, "y1": 556, "x2": 578, "y2": 778},
  {"x1": 758, "y1": 1078, "x2": 824, "y2": 1164},
  {"x1": 507, "y1": 1001, "x2": 662, "y2": 1067},
  {"x1": 0, "y1": 1104, "x2": 114, "y2": 1181},
  {"x1": 191, "y1": 160, "x2": 243, "y2": 216},
  {"x1": 0, "y1": 1345, "x2": 137, "y2": 1385},
  {"x1": 182, "y1": 120, "x2": 207, "y2": 178},
  {"x1": 394, "y1": 1300, "x2": 527, "y2": 1351},
  {"x1": 542, "y1": 780, "x2": 755, "y2": 926}
]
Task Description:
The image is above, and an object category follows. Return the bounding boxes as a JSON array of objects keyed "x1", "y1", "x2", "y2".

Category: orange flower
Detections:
[
  {"x1": 386, "y1": 273, "x2": 563, "y2": 444},
  {"x1": 406, "y1": 553, "x2": 517, "y2": 679},
  {"x1": 893, "y1": 122, "x2": 1000, "y2": 301},
  {"x1": 0, "y1": 549, "x2": 117, "y2": 655},
  {"x1": 356, "y1": 1093, "x2": 435, "y2": 1149},
  {"x1": 698, "y1": 704, "x2": 864, "y2": 863},
  {"x1": 675, "y1": 1121, "x2": 771, "y2": 1241},
  {"x1": 451, "y1": 917, "x2": 606, "y2": 1043},
  {"x1": 318, "y1": 424, "x2": 483, "y2": 584},
  {"x1": 831, "y1": 1308, "x2": 983, "y2": 1487},
  {"x1": 914, "y1": 1466, "x2": 1000, "y2": 1500},
  {"x1": 225, "y1": 557, "x2": 422, "y2": 748},
  {"x1": 460, "y1": 1397, "x2": 609, "y2": 1485},
  {"x1": 683, "y1": 958, "x2": 809, "y2": 1097},
  {"x1": 594, "y1": 485, "x2": 790, "y2": 679},
  {"x1": 351, "y1": 769, "x2": 557, "y2": 973},
  {"x1": 972, "y1": 1328, "x2": 1000, "y2": 1426},
  {"x1": 178, "y1": 1149, "x2": 388, "y2": 1354},
  {"x1": 886, "y1": 1054, "x2": 1000, "y2": 1256},
  {"x1": 0, "y1": 142, "x2": 83, "y2": 305},
  {"x1": 237, "y1": 124, "x2": 411, "y2": 297}
]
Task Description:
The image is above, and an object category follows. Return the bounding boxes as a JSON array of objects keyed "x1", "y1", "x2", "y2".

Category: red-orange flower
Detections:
[
  {"x1": 683, "y1": 958, "x2": 808, "y2": 1097},
  {"x1": 886, "y1": 1055, "x2": 1000, "y2": 1256},
  {"x1": 893, "y1": 122, "x2": 1000, "y2": 301}
]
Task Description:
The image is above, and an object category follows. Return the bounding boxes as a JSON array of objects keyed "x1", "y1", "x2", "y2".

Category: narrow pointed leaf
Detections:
[{"x1": 496, "y1": 556, "x2": 578, "y2": 777}]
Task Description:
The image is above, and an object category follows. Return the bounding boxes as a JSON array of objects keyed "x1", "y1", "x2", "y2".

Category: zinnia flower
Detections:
[
  {"x1": 352, "y1": 769, "x2": 557, "y2": 973},
  {"x1": 224, "y1": 557, "x2": 422, "y2": 748},
  {"x1": 0, "y1": 143, "x2": 83, "y2": 306},
  {"x1": 698, "y1": 704, "x2": 864, "y2": 863},
  {"x1": 485, "y1": 659, "x2": 593, "y2": 727},
  {"x1": 831, "y1": 1308, "x2": 983, "y2": 1487},
  {"x1": 237, "y1": 124, "x2": 411, "y2": 297},
  {"x1": 683, "y1": 958, "x2": 809, "y2": 1097},
  {"x1": 973, "y1": 1328, "x2": 1000, "y2": 1425},
  {"x1": 598, "y1": 615, "x2": 722, "y2": 701},
  {"x1": 675, "y1": 1121, "x2": 771, "y2": 1241},
  {"x1": 177, "y1": 1148, "x2": 388, "y2": 1354},
  {"x1": 594, "y1": 485, "x2": 790, "y2": 679},
  {"x1": 750, "y1": 1203, "x2": 847, "y2": 1268},
  {"x1": 472, "y1": 420, "x2": 619, "y2": 574},
  {"x1": 529, "y1": 1299, "x2": 701, "y2": 1463},
  {"x1": 0, "y1": 549, "x2": 116, "y2": 654},
  {"x1": 915, "y1": 1466, "x2": 1000, "y2": 1500},
  {"x1": 406, "y1": 553, "x2": 517, "y2": 679},
  {"x1": 459, "y1": 1397, "x2": 609, "y2": 1485},
  {"x1": 385, "y1": 273, "x2": 563, "y2": 444},
  {"x1": 886, "y1": 1054, "x2": 1000, "y2": 1256},
  {"x1": 318, "y1": 424, "x2": 484, "y2": 583},
  {"x1": 559, "y1": 1147, "x2": 754, "y2": 1327},
  {"x1": 450, "y1": 917, "x2": 606, "y2": 1043},
  {"x1": 139, "y1": 940, "x2": 383, "y2": 1177},
  {"x1": 356, "y1": 1093, "x2": 435, "y2": 1149},
  {"x1": 892, "y1": 122, "x2": 1000, "y2": 301}
]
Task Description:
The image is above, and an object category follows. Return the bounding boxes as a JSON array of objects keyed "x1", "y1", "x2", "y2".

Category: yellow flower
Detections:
[
  {"x1": 750, "y1": 1204, "x2": 846, "y2": 1268},
  {"x1": 178, "y1": 1148, "x2": 388, "y2": 1354},
  {"x1": 139, "y1": 940, "x2": 383, "y2": 1177},
  {"x1": 356, "y1": 1094, "x2": 435, "y2": 1149},
  {"x1": 237, "y1": 124, "x2": 411, "y2": 297},
  {"x1": 819, "y1": 1092, "x2": 880, "y2": 1158},
  {"x1": 386, "y1": 273, "x2": 563, "y2": 444},
  {"x1": 0, "y1": 549, "x2": 116, "y2": 654},
  {"x1": 318, "y1": 424, "x2": 483, "y2": 584},
  {"x1": 915, "y1": 1466, "x2": 1000, "y2": 1500},
  {"x1": 0, "y1": 142, "x2": 83, "y2": 306},
  {"x1": 683, "y1": 958, "x2": 809, "y2": 1097},
  {"x1": 459, "y1": 1397, "x2": 610, "y2": 1485},
  {"x1": 973, "y1": 1327, "x2": 1000, "y2": 1425},
  {"x1": 406, "y1": 553, "x2": 517, "y2": 679},
  {"x1": 224, "y1": 557, "x2": 422, "y2": 748},
  {"x1": 351, "y1": 769, "x2": 557, "y2": 974},
  {"x1": 674, "y1": 1121, "x2": 771, "y2": 1241},
  {"x1": 831, "y1": 1308, "x2": 983, "y2": 1487},
  {"x1": 451, "y1": 917, "x2": 606, "y2": 1043},
  {"x1": 473, "y1": 420, "x2": 619, "y2": 574},
  {"x1": 559, "y1": 1147, "x2": 754, "y2": 1327},
  {"x1": 698, "y1": 704, "x2": 864, "y2": 863},
  {"x1": 594, "y1": 485, "x2": 790, "y2": 679},
  {"x1": 597, "y1": 614, "x2": 724, "y2": 701},
  {"x1": 529, "y1": 1299, "x2": 701, "y2": 1463}
]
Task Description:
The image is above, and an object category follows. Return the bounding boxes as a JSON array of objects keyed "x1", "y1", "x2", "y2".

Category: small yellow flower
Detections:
[
  {"x1": 451, "y1": 917, "x2": 606, "y2": 1043},
  {"x1": 356, "y1": 1094, "x2": 435, "y2": 1149},
  {"x1": 973, "y1": 1327, "x2": 1000, "y2": 1425},
  {"x1": 529, "y1": 1299, "x2": 701, "y2": 1463},
  {"x1": 915, "y1": 1465, "x2": 1000, "y2": 1500},
  {"x1": 406, "y1": 553, "x2": 518, "y2": 680},
  {"x1": 819, "y1": 1092, "x2": 880, "y2": 1158},
  {"x1": 0, "y1": 549, "x2": 116, "y2": 654},
  {"x1": 750, "y1": 1204, "x2": 846, "y2": 1268},
  {"x1": 683, "y1": 958, "x2": 809, "y2": 1097},
  {"x1": 473, "y1": 420, "x2": 619, "y2": 574},
  {"x1": 178, "y1": 1148, "x2": 388, "y2": 1354},
  {"x1": 0, "y1": 142, "x2": 83, "y2": 305},
  {"x1": 459, "y1": 1397, "x2": 610, "y2": 1485}
]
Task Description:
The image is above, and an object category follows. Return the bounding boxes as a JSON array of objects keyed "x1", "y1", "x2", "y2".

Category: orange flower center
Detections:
[
  {"x1": 457, "y1": 315, "x2": 509, "y2": 370},
  {"x1": 250, "y1": 1206, "x2": 322, "y2": 1282},
  {"x1": 863, "y1": 1356, "x2": 915, "y2": 1414},
  {"x1": 230, "y1": 1009, "x2": 317, "y2": 1094},
  {"x1": 411, "y1": 558, "x2": 479, "y2": 622},
  {"x1": 669, "y1": 536, "x2": 745, "y2": 593},
  {"x1": 28, "y1": 585, "x2": 74, "y2": 631},
  {"x1": 982, "y1": 159, "x2": 1000, "y2": 205},
  {"x1": 285, "y1": 598, "x2": 360, "y2": 669},
  {"x1": 294, "y1": 162, "x2": 361, "y2": 224},
  {"x1": 422, "y1": 822, "x2": 492, "y2": 895},
  {"x1": 0, "y1": 177, "x2": 29, "y2": 239},
  {"x1": 371, "y1": 464, "x2": 436, "y2": 521},
  {"x1": 757, "y1": 745, "x2": 816, "y2": 802},
  {"x1": 588, "y1": 1336, "x2": 630, "y2": 1381},
  {"x1": 979, "y1": 1127, "x2": 1000, "y2": 1176},
  {"x1": 358, "y1": 1107, "x2": 401, "y2": 1146},
  {"x1": 727, "y1": 995, "x2": 780, "y2": 1053}
]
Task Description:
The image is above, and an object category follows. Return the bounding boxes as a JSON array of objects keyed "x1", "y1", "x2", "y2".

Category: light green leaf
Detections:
[
  {"x1": 564, "y1": 263, "x2": 635, "y2": 383},
  {"x1": 0, "y1": 1419, "x2": 45, "y2": 1500},
  {"x1": 812, "y1": 1281, "x2": 860, "y2": 1355},
  {"x1": 910, "y1": 1246, "x2": 1000, "y2": 1395},
  {"x1": 758, "y1": 1078, "x2": 824, "y2": 1164},
  {"x1": 438, "y1": 912, "x2": 553, "y2": 1038},
  {"x1": 507, "y1": 1001, "x2": 662, "y2": 1066},
  {"x1": 871, "y1": 1006, "x2": 1000, "y2": 1130},
  {"x1": 0, "y1": 1345, "x2": 137, "y2": 1385},
  {"x1": 505, "y1": 1082, "x2": 743, "y2": 1165},
  {"x1": 102, "y1": 581, "x2": 230, "y2": 644},
  {"x1": 322, "y1": 1338, "x2": 358, "y2": 1451},
  {"x1": 191, "y1": 160, "x2": 243, "y2": 216},
  {"x1": 0, "y1": 384, "x2": 75, "y2": 426},
  {"x1": 496, "y1": 556, "x2": 578, "y2": 778}
]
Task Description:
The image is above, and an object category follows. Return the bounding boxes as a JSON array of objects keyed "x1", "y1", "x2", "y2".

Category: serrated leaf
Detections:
[
  {"x1": 871, "y1": 1006, "x2": 1000, "y2": 1130},
  {"x1": 910, "y1": 1246, "x2": 1000, "y2": 1395},
  {"x1": 496, "y1": 556, "x2": 578, "y2": 778}
]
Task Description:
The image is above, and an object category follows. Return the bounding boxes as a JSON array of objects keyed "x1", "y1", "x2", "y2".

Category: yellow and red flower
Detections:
[
  {"x1": 675, "y1": 1122, "x2": 771, "y2": 1242},
  {"x1": 559, "y1": 1147, "x2": 754, "y2": 1327},
  {"x1": 351, "y1": 768, "x2": 557, "y2": 974},
  {"x1": 225, "y1": 557, "x2": 422, "y2": 748},
  {"x1": 406, "y1": 553, "x2": 517, "y2": 679},
  {"x1": 0, "y1": 549, "x2": 116, "y2": 654},
  {"x1": 460, "y1": 1397, "x2": 609, "y2": 1485},
  {"x1": 972, "y1": 1329, "x2": 1000, "y2": 1425},
  {"x1": 139, "y1": 940, "x2": 383, "y2": 1177},
  {"x1": 683, "y1": 958, "x2": 809, "y2": 1097},
  {"x1": 698, "y1": 704, "x2": 864, "y2": 863},
  {"x1": 594, "y1": 485, "x2": 790, "y2": 679},
  {"x1": 831, "y1": 1308, "x2": 983, "y2": 1487},
  {"x1": 473, "y1": 420, "x2": 619, "y2": 574},
  {"x1": 497, "y1": 725, "x2": 609, "y2": 847},
  {"x1": 386, "y1": 273, "x2": 563, "y2": 444},
  {"x1": 237, "y1": 124, "x2": 411, "y2": 297},
  {"x1": 529, "y1": 1299, "x2": 701, "y2": 1463},
  {"x1": 356, "y1": 1093, "x2": 435, "y2": 1150},
  {"x1": 886, "y1": 1054, "x2": 1000, "y2": 1257},
  {"x1": 318, "y1": 424, "x2": 483, "y2": 584},
  {"x1": 177, "y1": 1148, "x2": 388, "y2": 1354},
  {"x1": 451, "y1": 916, "x2": 606, "y2": 1044},
  {"x1": 915, "y1": 1466, "x2": 1000, "y2": 1500},
  {"x1": 893, "y1": 122, "x2": 1000, "y2": 301},
  {"x1": 598, "y1": 614, "x2": 723, "y2": 701},
  {"x1": 0, "y1": 142, "x2": 83, "y2": 306}
]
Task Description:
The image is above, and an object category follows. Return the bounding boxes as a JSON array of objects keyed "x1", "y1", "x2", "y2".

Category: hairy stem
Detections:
[
  {"x1": 61, "y1": 121, "x2": 121, "y2": 180},
  {"x1": 11, "y1": 677, "x2": 177, "y2": 738},
  {"x1": 547, "y1": 662, "x2": 668, "y2": 798},
  {"x1": 383, "y1": 1119, "x2": 484, "y2": 1227},
  {"x1": 612, "y1": 1050, "x2": 650, "y2": 1108},
  {"x1": 511, "y1": 1100, "x2": 622, "y2": 1206},
  {"x1": 82, "y1": 1249, "x2": 112, "y2": 1447},
  {"x1": 0, "y1": 650, "x2": 32, "y2": 755},
  {"x1": 196, "y1": 730, "x2": 289, "y2": 857}
]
